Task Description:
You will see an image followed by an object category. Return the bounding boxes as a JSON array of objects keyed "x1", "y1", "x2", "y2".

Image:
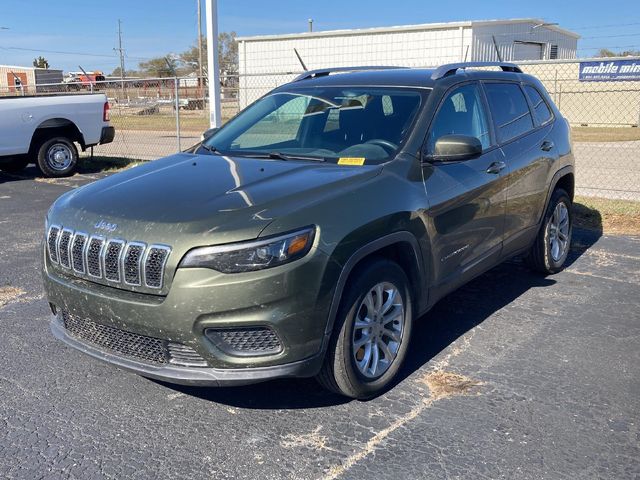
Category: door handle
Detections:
[
  {"x1": 486, "y1": 161, "x2": 506, "y2": 174},
  {"x1": 541, "y1": 140, "x2": 555, "y2": 151}
]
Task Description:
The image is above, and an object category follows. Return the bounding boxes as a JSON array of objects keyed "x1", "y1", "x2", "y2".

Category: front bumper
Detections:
[
  {"x1": 50, "y1": 313, "x2": 321, "y2": 386},
  {"x1": 43, "y1": 245, "x2": 338, "y2": 384}
]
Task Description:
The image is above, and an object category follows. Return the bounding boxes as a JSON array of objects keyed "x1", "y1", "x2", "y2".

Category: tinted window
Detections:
[
  {"x1": 524, "y1": 85, "x2": 553, "y2": 125},
  {"x1": 428, "y1": 84, "x2": 491, "y2": 150},
  {"x1": 484, "y1": 83, "x2": 534, "y2": 143}
]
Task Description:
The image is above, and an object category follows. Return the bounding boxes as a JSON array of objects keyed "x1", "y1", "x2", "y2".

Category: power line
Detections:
[{"x1": 0, "y1": 45, "x2": 152, "y2": 61}]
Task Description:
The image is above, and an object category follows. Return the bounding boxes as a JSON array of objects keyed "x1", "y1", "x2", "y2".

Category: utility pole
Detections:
[
  {"x1": 197, "y1": 0, "x2": 204, "y2": 87},
  {"x1": 114, "y1": 19, "x2": 126, "y2": 96},
  {"x1": 205, "y1": 0, "x2": 221, "y2": 128}
]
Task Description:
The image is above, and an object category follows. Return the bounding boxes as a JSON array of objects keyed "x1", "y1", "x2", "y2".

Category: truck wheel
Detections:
[
  {"x1": 36, "y1": 137, "x2": 79, "y2": 177},
  {"x1": 525, "y1": 188, "x2": 573, "y2": 274},
  {"x1": 317, "y1": 258, "x2": 413, "y2": 399},
  {"x1": 0, "y1": 155, "x2": 30, "y2": 173}
]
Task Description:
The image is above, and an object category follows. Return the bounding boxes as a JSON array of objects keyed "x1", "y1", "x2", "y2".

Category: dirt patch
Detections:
[
  {"x1": 0, "y1": 286, "x2": 26, "y2": 308},
  {"x1": 419, "y1": 370, "x2": 483, "y2": 400},
  {"x1": 281, "y1": 426, "x2": 334, "y2": 452},
  {"x1": 574, "y1": 196, "x2": 640, "y2": 236},
  {"x1": 571, "y1": 127, "x2": 640, "y2": 143}
]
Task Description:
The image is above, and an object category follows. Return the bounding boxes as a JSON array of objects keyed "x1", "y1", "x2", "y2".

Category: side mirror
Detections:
[
  {"x1": 426, "y1": 134, "x2": 483, "y2": 163},
  {"x1": 201, "y1": 127, "x2": 219, "y2": 142}
]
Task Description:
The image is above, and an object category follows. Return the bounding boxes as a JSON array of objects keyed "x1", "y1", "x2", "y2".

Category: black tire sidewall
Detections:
[
  {"x1": 542, "y1": 189, "x2": 572, "y2": 273},
  {"x1": 37, "y1": 137, "x2": 78, "y2": 177},
  {"x1": 333, "y1": 259, "x2": 413, "y2": 399}
]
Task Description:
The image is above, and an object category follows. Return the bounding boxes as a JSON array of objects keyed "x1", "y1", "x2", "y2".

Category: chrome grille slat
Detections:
[
  {"x1": 144, "y1": 245, "x2": 170, "y2": 289},
  {"x1": 71, "y1": 232, "x2": 88, "y2": 274},
  {"x1": 103, "y1": 239, "x2": 125, "y2": 282},
  {"x1": 46, "y1": 226, "x2": 170, "y2": 291},
  {"x1": 58, "y1": 229, "x2": 73, "y2": 269},
  {"x1": 47, "y1": 225, "x2": 61, "y2": 264},
  {"x1": 123, "y1": 242, "x2": 145, "y2": 286},
  {"x1": 85, "y1": 236, "x2": 105, "y2": 278}
]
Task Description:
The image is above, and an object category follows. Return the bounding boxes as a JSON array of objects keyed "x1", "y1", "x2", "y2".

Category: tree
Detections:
[
  {"x1": 178, "y1": 31, "x2": 238, "y2": 75},
  {"x1": 111, "y1": 66, "x2": 140, "y2": 78},
  {"x1": 32, "y1": 56, "x2": 49, "y2": 69},
  {"x1": 598, "y1": 48, "x2": 640, "y2": 58},
  {"x1": 138, "y1": 56, "x2": 179, "y2": 78}
]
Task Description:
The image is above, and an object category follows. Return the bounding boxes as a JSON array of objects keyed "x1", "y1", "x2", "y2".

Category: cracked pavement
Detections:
[{"x1": 1, "y1": 167, "x2": 639, "y2": 479}]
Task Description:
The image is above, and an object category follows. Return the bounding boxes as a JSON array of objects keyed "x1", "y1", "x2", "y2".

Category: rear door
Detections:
[
  {"x1": 483, "y1": 82, "x2": 557, "y2": 253},
  {"x1": 422, "y1": 82, "x2": 508, "y2": 286}
]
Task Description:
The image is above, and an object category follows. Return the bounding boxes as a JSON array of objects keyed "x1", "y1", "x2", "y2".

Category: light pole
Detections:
[{"x1": 205, "y1": 0, "x2": 221, "y2": 128}]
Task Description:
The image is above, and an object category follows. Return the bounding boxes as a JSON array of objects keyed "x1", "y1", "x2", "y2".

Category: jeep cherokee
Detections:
[{"x1": 43, "y1": 62, "x2": 575, "y2": 399}]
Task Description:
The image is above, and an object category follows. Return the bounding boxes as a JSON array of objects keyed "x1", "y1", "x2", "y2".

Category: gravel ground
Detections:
[{"x1": 1, "y1": 169, "x2": 639, "y2": 480}]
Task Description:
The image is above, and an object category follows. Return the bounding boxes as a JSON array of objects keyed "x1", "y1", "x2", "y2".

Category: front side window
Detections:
[
  {"x1": 524, "y1": 85, "x2": 553, "y2": 125},
  {"x1": 484, "y1": 83, "x2": 534, "y2": 143},
  {"x1": 428, "y1": 83, "x2": 491, "y2": 151},
  {"x1": 203, "y1": 87, "x2": 425, "y2": 164}
]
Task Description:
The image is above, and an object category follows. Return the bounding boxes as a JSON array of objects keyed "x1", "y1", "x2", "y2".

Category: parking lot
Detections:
[{"x1": 0, "y1": 168, "x2": 638, "y2": 479}]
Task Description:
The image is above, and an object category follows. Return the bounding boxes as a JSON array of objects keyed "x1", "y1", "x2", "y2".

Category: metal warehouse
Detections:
[
  {"x1": 237, "y1": 18, "x2": 579, "y2": 106},
  {"x1": 0, "y1": 65, "x2": 63, "y2": 94}
]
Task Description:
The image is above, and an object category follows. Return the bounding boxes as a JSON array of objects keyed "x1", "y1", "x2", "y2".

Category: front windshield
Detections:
[{"x1": 202, "y1": 86, "x2": 425, "y2": 163}]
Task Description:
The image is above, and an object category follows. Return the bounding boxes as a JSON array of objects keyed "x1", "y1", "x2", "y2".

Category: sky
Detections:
[{"x1": 0, "y1": 0, "x2": 639, "y2": 73}]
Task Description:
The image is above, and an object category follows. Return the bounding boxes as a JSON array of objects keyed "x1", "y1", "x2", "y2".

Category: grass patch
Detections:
[
  {"x1": 574, "y1": 195, "x2": 640, "y2": 235},
  {"x1": 80, "y1": 156, "x2": 146, "y2": 173},
  {"x1": 572, "y1": 127, "x2": 640, "y2": 143}
]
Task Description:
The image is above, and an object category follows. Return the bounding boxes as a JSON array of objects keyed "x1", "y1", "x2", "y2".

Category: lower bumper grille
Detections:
[
  {"x1": 61, "y1": 311, "x2": 207, "y2": 367},
  {"x1": 204, "y1": 326, "x2": 283, "y2": 357}
]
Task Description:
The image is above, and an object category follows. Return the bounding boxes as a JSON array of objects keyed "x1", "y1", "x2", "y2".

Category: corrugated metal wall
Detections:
[{"x1": 471, "y1": 22, "x2": 577, "y2": 61}]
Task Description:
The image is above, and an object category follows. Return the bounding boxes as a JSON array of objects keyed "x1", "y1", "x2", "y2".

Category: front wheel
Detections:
[
  {"x1": 526, "y1": 188, "x2": 573, "y2": 274},
  {"x1": 317, "y1": 259, "x2": 412, "y2": 399},
  {"x1": 36, "y1": 137, "x2": 79, "y2": 177}
]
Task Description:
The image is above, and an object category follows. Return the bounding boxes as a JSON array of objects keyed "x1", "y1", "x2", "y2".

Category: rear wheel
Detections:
[
  {"x1": 317, "y1": 258, "x2": 412, "y2": 399},
  {"x1": 0, "y1": 155, "x2": 30, "y2": 173},
  {"x1": 526, "y1": 188, "x2": 572, "y2": 274},
  {"x1": 36, "y1": 137, "x2": 79, "y2": 177}
]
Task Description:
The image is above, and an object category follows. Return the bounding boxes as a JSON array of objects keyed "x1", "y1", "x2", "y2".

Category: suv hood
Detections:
[{"x1": 51, "y1": 153, "x2": 381, "y2": 246}]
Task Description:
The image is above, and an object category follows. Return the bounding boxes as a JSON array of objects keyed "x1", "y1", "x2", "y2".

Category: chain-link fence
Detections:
[{"x1": 2, "y1": 59, "x2": 639, "y2": 200}]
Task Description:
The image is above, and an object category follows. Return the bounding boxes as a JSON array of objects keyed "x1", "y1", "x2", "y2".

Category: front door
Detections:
[{"x1": 422, "y1": 82, "x2": 508, "y2": 287}]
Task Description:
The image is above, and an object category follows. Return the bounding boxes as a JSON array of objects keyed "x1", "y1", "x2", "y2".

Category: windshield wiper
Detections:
[
  {"x1": 266, "y1": 151, "x2": 326, "y2": 162},
  {"x1": 200, "y1": 143, "x2": 220, "y2": 154}
]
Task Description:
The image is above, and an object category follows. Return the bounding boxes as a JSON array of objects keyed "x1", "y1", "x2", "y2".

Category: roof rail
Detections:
[
  {"x1": 293, "y1": 66, "x2": 406, "y2": 82},
  {"x1": 430, "y1": 62, "x2": 522, "y2": 80}
]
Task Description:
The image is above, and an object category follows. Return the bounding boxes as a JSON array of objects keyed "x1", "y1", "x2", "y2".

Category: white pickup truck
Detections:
[{"x1": 0, "y1": 93, "x2": 115, "y2": 177}]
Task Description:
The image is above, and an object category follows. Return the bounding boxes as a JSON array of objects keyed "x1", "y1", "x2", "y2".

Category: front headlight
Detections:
[{"x1": 179, "y1": 226, "x2": 316, "y2": 273}]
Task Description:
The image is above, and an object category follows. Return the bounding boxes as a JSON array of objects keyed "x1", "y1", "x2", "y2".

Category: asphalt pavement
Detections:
[{"x1": 1, "y1": 167, "x2": 639, "y2": 479}]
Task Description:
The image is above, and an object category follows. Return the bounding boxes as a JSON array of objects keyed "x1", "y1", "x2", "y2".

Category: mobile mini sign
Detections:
[{"x1": 579, "y1": 60, "x2": 640, "y2": 82}]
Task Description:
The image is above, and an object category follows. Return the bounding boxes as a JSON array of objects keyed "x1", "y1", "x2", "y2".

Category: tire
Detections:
[
  {"x1": 317, "y1": 258, "x2": 413, "y2": 399},
  {"x1": 526, "y1": 188, "x2": 573, "y2": 274},
  {"x1": 36, "y1": 137, "x2": 79, "y2": 178},
  {"x1": 0, "y1": 155, "x2": 30, "y2": 173}
]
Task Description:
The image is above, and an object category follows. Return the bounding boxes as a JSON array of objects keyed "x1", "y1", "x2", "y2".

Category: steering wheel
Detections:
[{"x1": 364, "y1": 138, "x2": 398, "y2": 153}]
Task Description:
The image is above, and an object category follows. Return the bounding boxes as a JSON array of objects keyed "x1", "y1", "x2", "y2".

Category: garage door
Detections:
[{"x1": 513, "y1": 42, "x2": 543, "y2": 60}]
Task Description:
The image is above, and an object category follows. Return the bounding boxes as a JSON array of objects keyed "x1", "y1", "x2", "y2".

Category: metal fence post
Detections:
[{"x1": 174, "y1": 77, "x2": 181, "y2": 152}]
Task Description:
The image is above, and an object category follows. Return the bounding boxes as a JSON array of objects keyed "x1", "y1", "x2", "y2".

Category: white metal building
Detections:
[
  {"x1": 0, "y1": 65, "x2": 63, "y2": 94},
  {"x1": 237, "y1": 18, "x2": 579, "y2": 106}
]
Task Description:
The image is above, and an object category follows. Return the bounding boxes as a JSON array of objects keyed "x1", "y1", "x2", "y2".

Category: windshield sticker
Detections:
[{"x1": 337, "y1": 157, "x2": 366, "y2": 166}]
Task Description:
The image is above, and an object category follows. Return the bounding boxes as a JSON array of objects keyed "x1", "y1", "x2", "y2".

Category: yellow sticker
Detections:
[{"x1": 337, "y1": 157, "x2": 366, "y2": 166}]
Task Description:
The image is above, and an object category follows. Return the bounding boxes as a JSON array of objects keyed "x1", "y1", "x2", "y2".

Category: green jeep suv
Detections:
[{"x1": 43, "y1": 63, "x2": 575, "y2": 398}]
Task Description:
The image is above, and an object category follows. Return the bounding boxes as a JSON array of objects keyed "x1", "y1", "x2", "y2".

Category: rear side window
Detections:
[
  {"x1": 484, "y1": 83, "x2": 534, "y2": 143},
  {"x1": 524, "y1": 85, "x2": 553, "y2": 125}
]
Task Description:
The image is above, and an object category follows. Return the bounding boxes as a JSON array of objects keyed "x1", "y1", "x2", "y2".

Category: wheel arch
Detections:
[
  {"x1": 539, "y1": 165, "x2": 574, "y2": 225},
  {"x1": 29, "y1": 118, "x2": 86, "y2": 155},
  {"x1": 321, "y1": 231, "x2": 428, "y2": 348}
]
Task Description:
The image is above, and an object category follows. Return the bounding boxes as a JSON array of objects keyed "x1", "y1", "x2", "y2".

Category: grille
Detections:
[
  {"x1": 205, "y1": 327, "x2": 283, "y2": 356},
  {"x1": 62, "y1": 311, "x2": 168, "y2": 364},
  {"x1": 58, "y1": 229, "x2": 73, "y2": 268},
  {"x1": 45, "y1": 225, "x2": 171, "y2": 291},
  {"x1": 145, "y1": 246, "x2": 170, "y2": 288},
  {"x1": 167, "y1": 343, "x2": 208, "y2": 367},
  {"x1": 71, "y1": 233, "x2": 87, "y2": 274},
  {"x1": 104, "y1": 240, "x2": 124, "y2": 282},
  {"x1": 123, "y1": 243, "x2": 144, "y2": 285},
  {"x1": 47, "y1": 226, "x2": 60, "y2": 263},
  {"x1": 86, "y1": 237, "x2": 104, "y2": 277},
  {"x1": 61, "y1": 310, "x2": 208, "y2": 367}
]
